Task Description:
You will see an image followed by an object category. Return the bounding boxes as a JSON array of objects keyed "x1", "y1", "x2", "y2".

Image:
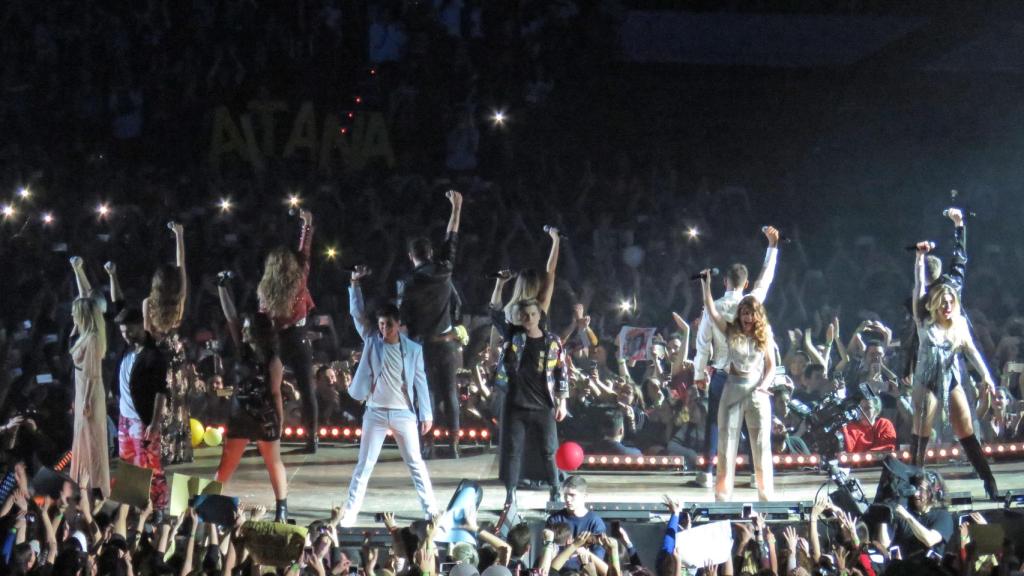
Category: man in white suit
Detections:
[{"x1": 340, "y1": 265, "x2": 437, "y2": 526}]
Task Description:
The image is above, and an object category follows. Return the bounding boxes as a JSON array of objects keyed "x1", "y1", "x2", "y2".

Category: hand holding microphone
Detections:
[
  {"x1": 690, "y1": 268, "x2": 719, "y2": 281},
  {"x1": 905, "y1": 241, "x2": 935, "y2": 253},
  {"x1": 167, "y1": 221, "x2": 183, "y2": 235},
  {"x1": 761, "y1": 226, "x2": 789, "y2": 245},
  {"x1": 544, "y1": 225, "x2": 568, "y2": 240}
]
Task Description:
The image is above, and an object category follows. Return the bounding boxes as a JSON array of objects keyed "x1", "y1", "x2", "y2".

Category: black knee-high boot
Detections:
[
  {"x1": 275, "y1": 498, "x2": 288, "y2": 522},
  {"x1": 910, "y1": 434, "x2": 928, "y2": 468},
  {"x1": 960, "y1": 434, "x2": 999, "y2": 500}
]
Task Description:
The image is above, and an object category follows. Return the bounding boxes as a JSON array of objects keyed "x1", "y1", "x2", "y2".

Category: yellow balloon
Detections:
[
  {"x1": 203, "y1": 426, "x2": 223, "y2": 447},
  {"x1": 190, "y1": 419, "x2": 205, "y2": 447}
]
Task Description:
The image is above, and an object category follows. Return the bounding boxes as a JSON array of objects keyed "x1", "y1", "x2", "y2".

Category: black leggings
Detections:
[
  {"x1": 279, "y1": 325, "x2": 317, "y2": 437},
  {"x1": 423, "y1": 340, "x2": 460, "y2": 437}
]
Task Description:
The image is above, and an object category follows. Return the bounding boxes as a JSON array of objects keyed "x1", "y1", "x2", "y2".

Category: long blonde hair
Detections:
[
  {"x1": 503, "y1": 269, "x2": 544, "y2": 323},
  {"x1": 926, "y1": 284, "x2": 960, "y2": 325},
  {"x1": 71, "y1": 296, "x2": 107, "y2": 358},
  {"x1": 258, "y1": 247, "x2": 305, "y2": 320},
  {"x1": 727, "y1": 296, "x2": 771, "y2": 351},
  {"x1": 147, "y1": 264, "x2": 183, "y2": 335}
]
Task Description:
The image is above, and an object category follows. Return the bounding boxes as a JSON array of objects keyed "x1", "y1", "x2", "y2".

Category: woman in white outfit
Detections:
[{"x1": 700, "y1": 270, "x2": 777, "y2": 501}]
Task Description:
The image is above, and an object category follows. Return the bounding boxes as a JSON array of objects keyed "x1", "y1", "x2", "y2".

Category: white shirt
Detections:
[
  {"x1": 694, "y1": 246, "x2": 778, "y2": 377},
  {"x1": 368, "y1": 342, "x2": 412, "y2": 410},
  {"x1": 119, "y1": 350, "x2": 140, "y2": 420}
]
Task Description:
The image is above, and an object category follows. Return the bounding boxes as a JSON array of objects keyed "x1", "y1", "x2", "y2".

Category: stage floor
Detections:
[{"x1": 165, "y1": 443, "x2": 1024, "y2": 526}]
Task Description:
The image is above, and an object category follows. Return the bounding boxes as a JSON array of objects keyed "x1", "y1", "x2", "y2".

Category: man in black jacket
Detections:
[
  {"x1": 399, "y1": 190, "x2": 463, "y2": 458},
  {"x1": 113, "y1": 307, "x2": 170, "y2": 510}
]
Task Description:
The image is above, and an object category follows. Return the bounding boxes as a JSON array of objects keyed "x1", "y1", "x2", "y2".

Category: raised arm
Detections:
[
  {"x1": 538, "y1": 226, "x2": 560, "y2": 313},
  {"x1": 347, "y1": 266, "x2": 375, "y2": 342},
  {"x1": 671, "y1": 312, "x2": 691, "y2": 361},
  {"x1": 912, "y1": 243, "x2": 931, "y2": 323},
  {"x1": 104, "y1": 262, "x2": 124, "y2": 303},
  {"x1": 489, "y1": 274, "x2": 513, "y2": 339},
  {"x1": 700, "y1": 272, "x2": 727, "y2": 333},
  {"x1": 748, "y1": 226, "x2": 780, "y2": 302},
  {"x1": 70, "y1": 256, "x2": 92, "y2": 298},
  {"x1": 445, "y1": 190, "x2": 463, "y2": 236},
  {"x1": 217, "y1": 275, "x2": 242, "y2": 351},
  {"x1": 297, "y1": 209, "x2": 314, "y2": 259},
  {"x1": 946, "y1": 208, "x2": 967, "y2": 293},
  {"x1": 171, "y1": 222, "x2": 187, "y2": 325}
]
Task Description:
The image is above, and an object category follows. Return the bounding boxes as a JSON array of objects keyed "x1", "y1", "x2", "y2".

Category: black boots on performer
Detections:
[
  {"x1": 912, "y1": 433, "x2": 999, "y2": 501},
  {"x1": 960, "y1": 434, "x2": 1000, "y2": 501},
  {"x1": 275, "y1": 499, "x2": 288, "y2": 522}
]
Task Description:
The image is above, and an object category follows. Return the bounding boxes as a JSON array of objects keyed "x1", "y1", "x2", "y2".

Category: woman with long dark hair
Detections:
[
  {"x1": 214, "y1": 274, "x2": 288, "y2": 521},
  {"x1": 258, "y1": 209, "x2": 317, "y2": 453},
  {"x1": 700, "y1": 271, "x2": 777, "y2": 502},
  {"x1": 142, "y1": 222, "x2": 190, "y2": 464},
  {"x1": 910, "y1": 242, "x2": 998, "y2": 499}
]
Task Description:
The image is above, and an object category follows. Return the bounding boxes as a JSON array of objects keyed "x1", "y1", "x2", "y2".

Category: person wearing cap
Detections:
[{"x1": 111, "y1": 303, "x2": 170, "y2": 511}]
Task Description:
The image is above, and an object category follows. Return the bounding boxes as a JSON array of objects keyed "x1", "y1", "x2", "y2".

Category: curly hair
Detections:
[
  {"x1": 147, "y1": 264, "x2": 183, "y2": 336},
  {"x1": 257, "y1": 246, "x2": 305, "y2": 321},
  {"x1": 727, "y1": 295, "x2": 771, "y2": 351},
  {"x1": 925, "y1": 283, "x2": 960, "y2": 324}
]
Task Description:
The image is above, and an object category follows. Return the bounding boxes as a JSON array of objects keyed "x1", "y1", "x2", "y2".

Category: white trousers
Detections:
[
  {"x1": 344, "y1": 407, "x2": 437, "y2": 516},
  {"x1": 715, "y1": 390, "x2": 774, "y2": 502}
]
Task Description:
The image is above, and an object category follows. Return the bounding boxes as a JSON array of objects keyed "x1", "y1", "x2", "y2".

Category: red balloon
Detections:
[{"x1": 556, "y1": 441, "x2": 584, "y2": 471}]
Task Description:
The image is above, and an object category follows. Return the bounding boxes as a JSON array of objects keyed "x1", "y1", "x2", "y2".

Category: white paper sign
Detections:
[{"x1": 676, "y1": 520, "x2": 734, "y2": 568}]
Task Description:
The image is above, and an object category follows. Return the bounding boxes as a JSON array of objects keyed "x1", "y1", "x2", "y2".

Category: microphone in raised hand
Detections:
[
  {"x1": 486, "y1": 269, "x2": 515, "y2": 280},
  {"x1": 544, "y1": 225, "x2": 568, "y2": 240},
  {"x1": 904, "y1": 241, "x2": 935, "y2": 252},
  {"x1": 690, "y1": 267, "x2": 719, "y2": 281}
]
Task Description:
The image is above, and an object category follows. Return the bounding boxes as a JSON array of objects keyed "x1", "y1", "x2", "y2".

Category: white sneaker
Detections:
[{"x1": 687, "y1": 472, "x2": 713, "y2": 488}]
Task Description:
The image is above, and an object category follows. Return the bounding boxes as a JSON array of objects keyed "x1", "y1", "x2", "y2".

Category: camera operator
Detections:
[{"x1": 878, "y1": 472, "x2": 954, "y2": 560}]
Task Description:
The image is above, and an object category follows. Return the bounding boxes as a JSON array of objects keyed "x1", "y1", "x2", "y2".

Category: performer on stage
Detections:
[
  {"x1": 340, "y1": 266, "x2": 437, "y2": 527},
  {"x1": 699, "y1": 270, "x2": 777, "y2": 502},
  {"x1": 142, "y1": 222, "x2": 191, "y2": 464},
  {"x1": 258, "y1": 208, "x2": 318, "y2": 453},
  {"x1": 214, "y1": 274, "x2": 289, "y2": 522},
  {"x1": 68, "y1": 256, "x2": 110, "y2": 498},
  {"x1": 910, "y1": 242, "x2": 998, "y2": 499},
  {"x1": 398, "y1": 190, "x2": 463, "y2": 458},
  {"x1": 690, "y1": 226, "x2": 779, "y2": 489},
  {"x1": 490, "y1": 274, "x2": 569, "y2": 507}
]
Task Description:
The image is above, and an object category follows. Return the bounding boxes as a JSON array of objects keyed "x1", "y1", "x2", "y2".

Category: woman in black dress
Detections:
[{"x1": 213, "y1": 274, "x2": 289, "y2": 521}]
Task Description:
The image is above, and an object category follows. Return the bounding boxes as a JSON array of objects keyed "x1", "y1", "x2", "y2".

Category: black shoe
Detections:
[
  {"x1": 275, "y1": 499, "x2": 288, "y2": 522},
  {"x1": 303, "y1": 436, "x2": 318, "y2": 454},
  {"x1": 451, "y1": 440, "x2": 461, "y2": 460}
]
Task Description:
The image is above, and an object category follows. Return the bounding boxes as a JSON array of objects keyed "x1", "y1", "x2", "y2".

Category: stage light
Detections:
[
  {"x1": 481, "y1": 430, "x2": 489, "y2": 439},
  {"x1": 985, "y1": 446, "x2": 993, "y2": 454},
  {"x1": 599, "y1": 456, "x2": 608, "y2": 464},
  {"x1": 998, "y1": 445, "x2": 1005, "y2": 453},
  {"x1": 587, "y1": 456, "x2": 596, "y2": 464},
  {"x1": 612, "y1": 456, "x2": 620, "y2": 464},
  {"x1": 458, "y1": 430, "x2": 465, "y2": 437},
  {"x1": 902, "y1": 450, "x2": 911, "y2": 460},
  {"x1": 2, "y1": 204, "x2": 14, "y2": 219},
  {"x1": 619, "y1": 300, "x2": 632, "y2": 312},
  {"x1": 624, "y1": 457, "x2": 632, "y2": 464},
  {"x1": 320, "y1": 427, "x2": 328, "y2": 437},
  {"x1": 491, "y1": 110, "x2": 507, "y2": 126},
  {"x1": 1011, "y1": 444, "x2": 1018, "y2": 452},
  {"x1": 687, "y1": 227, "x2": 699, "y2": 239},
  {"x1": 325, "y1": 247, "x2": 337, "y2": 260},
  {"x1": 809, "y1": 456, "x2": 818, "y2": 464},
  {"x1": 864, "y1": 453, "x2": 873, "y2": 462},
  {"x1": 347, "y1": 112, "x2": 355, "y2": 119},
  {"x1": 217, "y1": 426, "x2": 225, "y2": 434},
  {"x1": 939, "y1": 449, "x2": 948, "y2": 457},
  {"x1": 219, "y1": 198, "x2": 233, "y2": 212},
  {"x1": 343, "y1": 428, "x2": 351, "y2": 437},
  {"x1": 468, "y1": 429, "x2": 477, "y2": 438},
  {"x1": 796, "y1": 456, "x2": 805, "y2": 464},
  {"x1": 42, "y1": 212, "x2": 54, "y2": 225},
  {"x1": 736, "y1": 456, "x2": 745, "y2": 466},
  {"x1": 773, "y1": 456, "x2": 780, "y2": 464},
  {"x1": 673, "y1": 457, "x2": 682, "y2": 465},
  {"x1": 296, "y1": 427, "x2": 305, "y2": 437},
  {"x1": 355, "y1": 428, "x2": 362, "y2": 437},
  {"x1": 840, "y1": 454, "x2": 849, "y2": 463},
  {"x1": 354, "y1": 96, "x2": 362, "y2": 104},
  {"x1": 18, "y1": 187, "x2": 30, "y2": 199},
  {"x1": 331, "y1": 428, "x2": 339, "y2": 437},
  {"x1": 433, "y1": 429, "x2": 442, "y2": 438},
  {"x1": 784, "y1": 456, "x2": 793, "y2": 465},
  {"x1": 698, "y1": 456, "x2": 706, "y2": 466},
  {"x1": 284, "y1": 427, "x2": 293, "y2": 436},
  {"x1": 636, "y1": 456, "x2": 644, "y2": 465},
  {"x1": 97, "y1": 203, "x2": 110, "y2": 217},
  {"x1": 287, "y1": 194, "x2": 301, "y2": 208},
  {"x1": 386, "y1": 430, "x2": 393, "y2": 436}
]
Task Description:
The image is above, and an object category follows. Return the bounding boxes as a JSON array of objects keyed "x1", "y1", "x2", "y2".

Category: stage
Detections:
[{"x1": 165, "y1": 443, "x2": 1024, "y2": 526}]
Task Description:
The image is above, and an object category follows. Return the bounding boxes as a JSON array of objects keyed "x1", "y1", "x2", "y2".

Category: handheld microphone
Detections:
[
  {"x1": 485, "y1": 270, "x2": 515, "y2": 280},
  {"x1": 543, "y1": 225, "x2": 568, "y2": 240},
  {"x1": 904, "y1": 241, "x2": 936, "y2": 252},
  {"x1": 216, "y1": 271, "x2": 234, "y2": 286},
  {"x1": 690, "y1": 268, "x2": 719, "y2": 281},
  {"x1": 166, "y1": 221, "x2": 176, "y2": 232},
  {"x1": 762, "y1": 226, "x2": 792, "y2": 244},
  {"x1": 942, "y1": 208, "x2": 977, "y2": 219}
]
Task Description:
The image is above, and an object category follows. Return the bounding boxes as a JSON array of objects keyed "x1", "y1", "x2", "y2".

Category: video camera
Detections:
[{"x1": 788, "y1": 382, "x2": 877, "y2": 459}]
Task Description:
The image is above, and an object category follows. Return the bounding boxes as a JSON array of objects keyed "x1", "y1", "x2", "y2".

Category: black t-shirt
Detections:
[
  {"x1": 893, "y1": 507, "x2": 954, "y2": 558},
  {"x1": 512, "y1": 336, "x2": 552, "y2": 410}
]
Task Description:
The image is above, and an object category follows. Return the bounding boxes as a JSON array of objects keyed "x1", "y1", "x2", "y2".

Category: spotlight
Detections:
[
  {"x1": 287, "y1": 194, "x2": 301, "y2": 208},
  {"x1": 42, "y1": 212, "x2": 54, "y2": 225},
  {"x1": 325, "y1": 247, "x2": 337, "y2": 260},
  {"x1": 97, "y1": 203, "x2": 110, "y2": 217},
  {"x1": 491, "y1": 110, "x2": 507, "y2": 126},
  {"x1": 687, "y1": 227, "x2": 699, "y2": 239},
  {"x1": 1, "y1": 204, "x2": 14, "y2": 219},
  {"x1": 619, "y1": 300, "x2": 632, "y2": 312},
  {"x1": 17, "y1": 188, "x2": 30, "y2": 199},
  {"x1": 219, "y1": 198, "x2": 233, "y2": 212}
]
